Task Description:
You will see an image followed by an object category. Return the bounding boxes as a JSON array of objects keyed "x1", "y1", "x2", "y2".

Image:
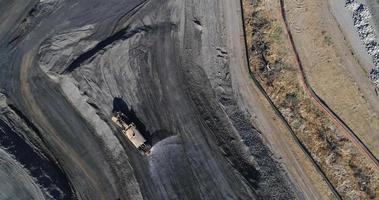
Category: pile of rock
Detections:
[
  {"x1": 345, "y1": 0, "x2": 379, "y2": 90},
  {"x1": 9, "y1": 0, "x2": 61, "y2": 45}
]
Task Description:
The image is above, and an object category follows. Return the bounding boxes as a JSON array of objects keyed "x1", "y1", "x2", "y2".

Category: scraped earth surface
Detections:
[{"x1": 0, "y1": 0, "x2": 302, "y2": 199}]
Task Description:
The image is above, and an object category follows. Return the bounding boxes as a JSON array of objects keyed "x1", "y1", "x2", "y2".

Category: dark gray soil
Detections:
[{"x1": 0, "y1": 0, "x2": 297, "y2": 199}]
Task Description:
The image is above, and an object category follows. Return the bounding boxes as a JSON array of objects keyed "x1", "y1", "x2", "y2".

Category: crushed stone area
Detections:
[{"x1": 345, "y1": 0, "x2": 379, "y2": 90}]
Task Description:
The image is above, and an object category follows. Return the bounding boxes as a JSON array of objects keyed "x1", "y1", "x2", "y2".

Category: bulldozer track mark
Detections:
[
  {"x1": 295, "y1": 1, "x2": 305, "y2": 9},
  {"x1": 291, "y1": 25, "x2": 303, "y2": 34}
]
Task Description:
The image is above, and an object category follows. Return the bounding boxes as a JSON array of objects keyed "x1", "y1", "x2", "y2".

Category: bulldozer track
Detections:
[
  {"x1": 238, "y1": 0, "x2": 342, "y2": 199},
  {"x1": 280, "y1": 0, "x2": 379, "y2": 170}
]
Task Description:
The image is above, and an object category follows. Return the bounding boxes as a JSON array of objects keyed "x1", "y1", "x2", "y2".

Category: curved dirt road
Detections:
[
  {"x1": 280, "y1": 0, "x2": 379, "y2": 169},
  {"x1": 226, "y1": 0, "x2": 334, "y2": 199}
]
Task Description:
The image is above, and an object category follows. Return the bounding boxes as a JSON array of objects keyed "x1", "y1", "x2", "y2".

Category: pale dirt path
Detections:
[
  {"x1": 280, "y1": 0, "x2": 379, "y2": 169},
  {"x1": 285, "y1": 0, "x2": 379, "y2": 161},
  {"x1": 223, "y1": 0, "x2": 333, "y2": 199}
]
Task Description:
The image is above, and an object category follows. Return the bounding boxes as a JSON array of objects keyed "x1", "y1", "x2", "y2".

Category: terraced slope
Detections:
[{"x1": 0, "y1": 0, "x2": 298, "y2": 199}]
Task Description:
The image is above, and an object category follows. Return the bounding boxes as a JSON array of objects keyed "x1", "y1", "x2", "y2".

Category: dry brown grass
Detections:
[{"x1": 242, "y1": 0, "x2": 379, "y2": 199}]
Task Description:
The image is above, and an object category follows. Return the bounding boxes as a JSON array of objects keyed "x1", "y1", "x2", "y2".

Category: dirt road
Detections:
[
  {"x1": 279, "y1": 0, "x2": 379, "y2": 162},
  {"x1": 280, "y1": 0, "x2": 379, "y2": 169},
  {"x1": 224, "y1": 0, "x2": 332, "y2": 199}
]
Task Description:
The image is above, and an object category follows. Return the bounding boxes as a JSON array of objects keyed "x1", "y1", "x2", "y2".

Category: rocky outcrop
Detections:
[
  {"x1": 8, "y1": 0, "x2": 61, "y2": 45},
  {"x1": 38, "y1": 24, "x2": 97, "y2": 75}
]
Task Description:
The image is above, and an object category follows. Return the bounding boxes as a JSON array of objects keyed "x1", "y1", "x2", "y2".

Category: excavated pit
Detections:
[{"x1": 0, "y1": 0, "x2": 299, "y2": 199}]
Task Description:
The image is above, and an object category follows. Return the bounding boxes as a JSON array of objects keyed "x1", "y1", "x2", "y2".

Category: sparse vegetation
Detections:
[
  {"x1": 322, "y1": 31, "x2": 333, "y2": 46},
  {"x1": 242, "y1": 0, "x2": 378, "y2": 199}
]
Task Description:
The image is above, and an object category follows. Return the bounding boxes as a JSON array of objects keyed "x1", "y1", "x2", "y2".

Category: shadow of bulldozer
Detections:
[
  {"x1": 112, "y1": 97, "x2": 176, "y2": 147},
  {"x1": 112, "y1": 97, "x2": 151, "y2": 144}
]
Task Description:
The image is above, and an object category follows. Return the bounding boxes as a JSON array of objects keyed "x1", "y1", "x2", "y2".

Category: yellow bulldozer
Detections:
[{"x1": 112, "y1": 112, "x2": 151, "y2": 154}]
